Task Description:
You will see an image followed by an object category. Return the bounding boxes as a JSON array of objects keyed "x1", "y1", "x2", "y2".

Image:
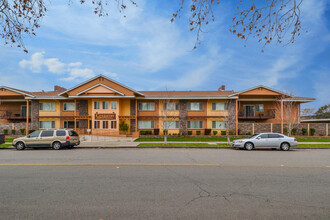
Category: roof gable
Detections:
[
  {"x1": 59, "y1": 75, "x2": 144, "y2": 97},
  {"x1": 229, "y1": 85, "x2": 289, "y2": 97},
  {"x1": 0, "y1": 86, "x2": 34, "y2": 97},
  {"x1": 76, "y1": 83, "x2": 124, "y2": 96}
]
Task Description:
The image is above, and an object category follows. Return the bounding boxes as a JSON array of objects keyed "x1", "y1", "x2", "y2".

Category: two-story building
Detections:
[{"x1": 0, "y1": 75, "x2": 315, "y2": 136}]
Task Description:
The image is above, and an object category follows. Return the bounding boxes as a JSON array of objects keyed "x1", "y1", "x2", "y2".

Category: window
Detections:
[
  {"x1": 163, "y1": 121, "x2": 179, "y2": 129},
  {"x1": 187, "y1": 121, "x2": 203, "y2": 129},
  {"x1": 138, "y1": 121, "x2": 154, "y2": 129},
  {"x1": 269, "y1": 134, "x2": 284, "y2": 138},
  {"x1": 68, "y1": 130, "x2": 79, "y2": 136},
  {"x1": 29, "y1": 130, "x2": 41, "y2": 138},
  {"x1": 188, "y1": 102, "x2": 203, "y2": 111},
  {"x1": 94, "y1": 101, "x2": 100, "y2": 110},
  {"x1": 63, "y1": 103, "x2": 75, "y2": 111},
  {"x1": 103, "y1": 120, "x2": 109, "y2": 129},
  {"x1": 138, "y1": 102, "x2": 155, "y2": 111},
  {"x1": 111, "y1": 120, "x2": 117, "y2": 129},
  {"x1": 39, "y1": 103, "x2": 55, "y2": 111},
  {"x1": 56, "y1": 130, "x2": 66, "y2": 136},
  {"x1": 111, "y1": 101, "x2": 117, "y2": 110},
  {"x1": 94, "y1": 121, "x2": 100, "y2": 129},
  {"x1": 40, "y1": 130, "x2": 54, "y2": 137},
  {"x1": 164, "y1": 103, "x2": 179, "y2": 111},
  {"x1": 212, "y1": 103, "x2": 228, "y2": 111},
  {"x1": 212, "y1": 121, "x2": 227, "y2": 129},
  {"x1": 259, "y1": 134, "x2": 268, "y2": 138},
  {"x1": 256, "y1": 104, "x2": 264, "y2": 112},
  {"x1": 39, "y1": 121, "x2": 55, "y2": 129},
  {"x1": 102, "y1": 101, "x2": 109, "y2": 110},
  {"x1": 63, "y1": 121, "x2": 79, "y2": 129}
]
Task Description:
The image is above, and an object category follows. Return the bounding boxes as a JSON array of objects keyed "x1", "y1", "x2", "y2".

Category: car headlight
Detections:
[{"x1": 237, "y1": 141, "x2": 244, "y2": 143}]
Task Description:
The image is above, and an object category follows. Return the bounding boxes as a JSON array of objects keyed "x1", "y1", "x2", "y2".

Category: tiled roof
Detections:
[
  {"x1": 139, "y1": 91, "x2": 236, "y2": 97},
  {"x1": 30, "y1": 91, "x2": 61, "y2": 97}
]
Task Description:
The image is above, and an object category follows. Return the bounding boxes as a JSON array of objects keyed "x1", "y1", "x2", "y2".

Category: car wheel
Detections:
[
  {"x1": 280, "y1": 142, "x2": 290, "y2": 151},
  {"x1": 52, "y1": 142, "x2": 62, "y2": 150},
  {"x1": 16, "y1": 142, "x2": 25, "y2": 151},
  {"x1": 244, "y1": 142, "x2": 254, "y2": 151}
]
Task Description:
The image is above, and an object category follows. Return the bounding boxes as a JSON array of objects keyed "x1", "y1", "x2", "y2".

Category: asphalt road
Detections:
[{"x1": 0, "y1": 148, "x2": 329, "y2": 220}]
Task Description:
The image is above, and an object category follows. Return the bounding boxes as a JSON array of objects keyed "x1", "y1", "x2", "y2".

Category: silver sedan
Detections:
[{"x1": 232, "y1": 133, "x2": 298, "y2": 151}]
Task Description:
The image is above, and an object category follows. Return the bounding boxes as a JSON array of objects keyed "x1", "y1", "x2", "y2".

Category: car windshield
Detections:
[{"x1": 249, "y1": 134, "x2": 259, "y2": 139}]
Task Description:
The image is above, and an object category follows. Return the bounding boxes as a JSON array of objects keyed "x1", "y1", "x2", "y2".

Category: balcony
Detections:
[
  {"x1": 238, "y1": 109, "x2": 275, "y2": 120},
  {"x1": 0, "y1": 110, "x2": 29, "y2": 120}
]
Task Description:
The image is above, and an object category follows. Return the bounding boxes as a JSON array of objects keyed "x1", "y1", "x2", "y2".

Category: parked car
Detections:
[
  {"x1": 13, "y1": 129, "x2": 80, "y2": 150},
  {"x1": 0, "y1": 134, "x2": 4, "y2": 144},
  {"x1": 232, "y1": 133, "x2": 297, "y2": 151}
]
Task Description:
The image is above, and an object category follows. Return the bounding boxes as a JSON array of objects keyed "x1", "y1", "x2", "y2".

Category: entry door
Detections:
[
  {"x1": 244, "y1": 106, "x2": 255, "y2": 117},
  {"x1": 21, "y1": 106, "x2": 31, "y2": 117}
]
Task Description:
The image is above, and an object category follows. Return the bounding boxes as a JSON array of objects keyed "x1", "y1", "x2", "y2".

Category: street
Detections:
[{"x1": 0, "y1": 148, "x2": 329, "y2": 219}]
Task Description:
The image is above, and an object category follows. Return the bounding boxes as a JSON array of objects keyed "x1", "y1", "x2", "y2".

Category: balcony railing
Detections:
[
  {"x1": 0, "y1": 110, "x2": 29, "y2": 120},
  {"x1": 238, "y1": 109, "x2": 275, "y2": 120}
]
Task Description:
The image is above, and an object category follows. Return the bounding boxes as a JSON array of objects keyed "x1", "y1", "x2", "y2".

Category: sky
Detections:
[{"x1": 0, "y1": 0, "x2": 329, "y2": 110}]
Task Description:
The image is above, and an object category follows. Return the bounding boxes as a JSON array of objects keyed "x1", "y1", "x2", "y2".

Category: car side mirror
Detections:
[{"x1": 256, "y1": 137, "x2": 261, "y2": 140}]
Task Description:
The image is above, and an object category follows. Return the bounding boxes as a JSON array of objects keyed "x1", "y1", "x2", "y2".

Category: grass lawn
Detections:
[
  {"x1": 5, "y1": 138, "x2": 14, "y2": 143},
  {"x1": 138, "y1": 143, "x2": 231, "y2": 147},
  {"x1": 296, "y1": 138, "x2": 330, "y2": 142},
  {"x1": 296, "y1": 144, "x2": 330, "y2": 148},
  {"x1": 135, "y1": 137, "x2": 236, "y2": 142},
  {"x1": 0, "y1": 144, "x2": 12, "y2": 148}
]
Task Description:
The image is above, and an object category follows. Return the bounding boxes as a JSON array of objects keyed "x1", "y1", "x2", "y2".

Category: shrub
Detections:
[
  {"x1": 11, "y1": 129, "x2": 16, "y2": 135},
  {"x1": 196, "y1": 130, "x2": 201, "y2": 135},
  {"x1": 119, "y1": 121, "x2": 129, "y2": 132},
  {"x1": 3, "y1": 129, "x2": 8, "y2": 135},
  {"x1": 283, "y1": 127, "x2": 288, "y2": 134},
  {"x1": 140, "y1": 130, "x2": 145, "y2": 135},
  {"x1": 20, "y1": 128, "x2": 25, "y2": 135},
  {"x1": 246, "y1": 132, "x2": 251, "y2": 135},
  {"x1": 229, "y1": 130, "x2": 235, "y2": 135},
  {"x1": 239, "y1": 132, "x2": 245, "y2": 135},
  {"x1": 221, "y1": 130, "x2": 226, "y2": 135},
  {"x1": 204, "y1": 129, "x2": 211, "y2": 135},
  {"x1": 302, "y1": 128, "x2": 307, "y2": 136},
  {"x1": 310, "y1": 128, "x2": 316, "y2": 136},
  {"x1": 188, "y1": 131, "x2": 193, "y2": 135},
  {"x1": 163, "y1": 130, "x2": 168, "y2": 135},
  {"x1": 291, "y1": 128, "x2": 297, "y2": 136},
  {"x1": 140, "y1": 130, "x2": 152, "y2": 135},
  {"x1": 213, "y1": 131, "x2": 218, "y2": 135}
]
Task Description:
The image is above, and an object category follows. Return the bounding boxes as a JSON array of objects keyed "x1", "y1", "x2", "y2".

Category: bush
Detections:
[
  {"x1": 163, "y1": 130, "x2": 168, "y2": 135},
  {"x1": 291, "y1": 128, "x2": 297, "y2": 136},
  {"x1": 20, "y1": 128, "x2": 25, "y2": 135},
  {"x1": 11, "y1": 129, "x2": 16, "y2": 135},
  {"x1": 283, "y1": 127, "x2": 288, "y2": 134},
  {"x1": 239, "y1": 132, "x2": 245, "y2": 135},
  {"x1": 140, "y1": 130, "x2": 152, "y2": 135},
  {"x1": 204, "y1": 129, "x2": 211, "y2": 135},
  {"x1": 302, "y1": 128, "x2": 307, "y2": 136},
  {"x1": 196, "y1": 130, "x2": 201, "y2": 135},
  {"x1": 119, "y1": 121, "x2": 129, "y2": 132},
  {"x1": 246, "y1": 132, "x2": 251, "y2": 135},
  {"x1": 188, "y1": 131, "x2": 193, "y2": 135},
  {"x1": 310, "y1": 128, "x2": 316, "y2": 136},
  {"x1": 213, "y1": 131, "x2": 218, "y2": 135},
  {"x1": 3, "y1": 129, "x2": 8, "y2": 135},
  {"x1": 221, "y1": 130, "x2": 226, "y2": 135},
  {"x1": 229, "y1": 130, "x2": 235, "y2": 135}
]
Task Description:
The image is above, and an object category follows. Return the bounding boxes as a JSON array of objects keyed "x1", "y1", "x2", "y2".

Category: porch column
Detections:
[
  {"x1": 280, "y1": 98, "x2": 283, "y2": 134},
  {"x1": 26, "y1": 100, "x2": 29, "y2": 135},
  {"x1": 74, "y1": 99, "x2": 77, "y2": 130},
  {"x1": 135, "y1": 100, "x2": 138, "y2": 132}
]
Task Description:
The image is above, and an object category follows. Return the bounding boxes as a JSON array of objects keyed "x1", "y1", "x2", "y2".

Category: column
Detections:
[
  {"x1": 280, "y1": 98, "x2": 283, "y2": 134},
  {"x1": 26, "y1": 100, "x2": 29, "y2": 135}
]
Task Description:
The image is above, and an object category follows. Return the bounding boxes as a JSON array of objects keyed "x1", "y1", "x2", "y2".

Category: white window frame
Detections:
[
  {"x1": 163, "y1": 121, "x2": 179, "y2": 129},
  {"x1": 94, "y1": 120, "x2": 101, "y2": 129},
  {"x1": 187, "y1": 121, "x2": 203, "y2": 129},
  {"x1": 39, "y1": 102, "x2": 55, "y2": 111},
  {"x1": 63, "y1": 102, "x2": 75, "y2": 111},
  {"x1": 138, "y1": 102, "x2": 155, "y2": 111},
  {"x1": 138, "y1": 120, "x2": 154, "y2": 129},
  {"x1": 188, "y1": 102, "x2": 203, "y2": 111},
  {"x1": 212, "y1": 121, "x2": 227, "y2": 129},
  {"x1": 256, "y1": 104, "x2": 264, "y2": 112},
  {"x1": 111, "y1": 101, "x2": 117, "y2": 110},
  {"x1": 39, "y1": 121, "x2": 55, "y2": 129},
  {"x1": 94, "y1": 101, "x2": 100, "y2": 110},
  {"x1": 212, "y1": 102, "x2": 228, "y2": 111},
  {"x1": 102, "y1": 101, "x2": 109, "y2": 110},
  {"x1": 110, "y1": 120, "x2": 117, "y2": 129}
]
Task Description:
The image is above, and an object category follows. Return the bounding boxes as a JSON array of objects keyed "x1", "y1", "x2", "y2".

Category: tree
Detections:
[
  {"x1": 315, "y1": 104, "x2": 330, "y2": 119},
  {"x1": 301, "y1": 108, "x2": 315, "y2": 117},
  {"x1": 1, "y1": 0, "x2": 305, "y2": 52}
]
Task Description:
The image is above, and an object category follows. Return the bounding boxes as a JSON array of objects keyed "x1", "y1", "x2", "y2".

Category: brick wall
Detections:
[
  {"x1": 228, "y1": 100, "x2": 236, "y2": 133},
  {"x1": 255, "y1": 123, "x2": 271, "y2": 133},
  {"x1": 31, "y1": 100, "x2": 39, "y2": 130},
  {"x1": 179, "y1": 100, "x2": 187, "y2": 135},
  {"x1": 0, "y1": 123, "x2": 27, "y2": 135}
]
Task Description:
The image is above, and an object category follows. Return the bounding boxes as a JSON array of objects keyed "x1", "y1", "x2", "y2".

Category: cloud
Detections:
[{"x1": 19, "y1": 52, "x2": 45, "y2": 73}]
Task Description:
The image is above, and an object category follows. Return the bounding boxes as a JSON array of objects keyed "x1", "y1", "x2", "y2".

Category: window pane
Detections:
[
  {"x1": 212, "y1": 121, "x2": 227, "y2": 129},
  {"x1": 40, "y1": 121, "x2": 55, "y2": 129},
  {"x1": 69, "y1": 131, "x2": 79, "y2": 136},
  {"x1": 187, "y1": 121, "x2": 203, "y2": 128},
  {"x1": 111, "y1": 121, "x2": 117, "y2": 129},
  {"x1": 29, "y1": 130, "x2": 41, "y2": 138},
  {"x1": 103, "y1": 121, "x2": 109, "y2": 129},
  {"x1": 138, "y1": 121, "x2": 154, "y2": 129},
  {"x1": 102, "y1": 101, "x2": 109, "y2": 110},
  {"x1": 56, "y1": 130, "x2": 66, "y2": 136},
  {"x1": 94, "y1": 121, "x2": 100, "y2": 129},
  {"x1": 256, "y1": 104, "x2": 264, "y2": 112},
  {"x1": 189, "y1": 102, "x2": 203, "y2": 111},
  {"x1": 40, "y1": 130, "x2": 54, "y2": 137},
  {"x1": 165, "y1": 103, "x2": 178, "y2": 111},
  {"x1": 139, "y1": 102, "x2": 155, "y2": 111},
  {"x1": 164, "y1": 121, "x2": 179, "y2": 129},
  {"x1": 111, "y1": 101, "x2": 117, "y2": 110},
  {"x1": 259, "y1": 134, "x2": 268, "y2": 138},
  {"x1": 64, "y1": 103, "x2": 75, "y2": 111},
  {"x1": 94, "y1": 102, "x2": 100, "y2": 110},
  {"x1": 40, "y1": 103, "x2": 55, "y2": 111}
]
